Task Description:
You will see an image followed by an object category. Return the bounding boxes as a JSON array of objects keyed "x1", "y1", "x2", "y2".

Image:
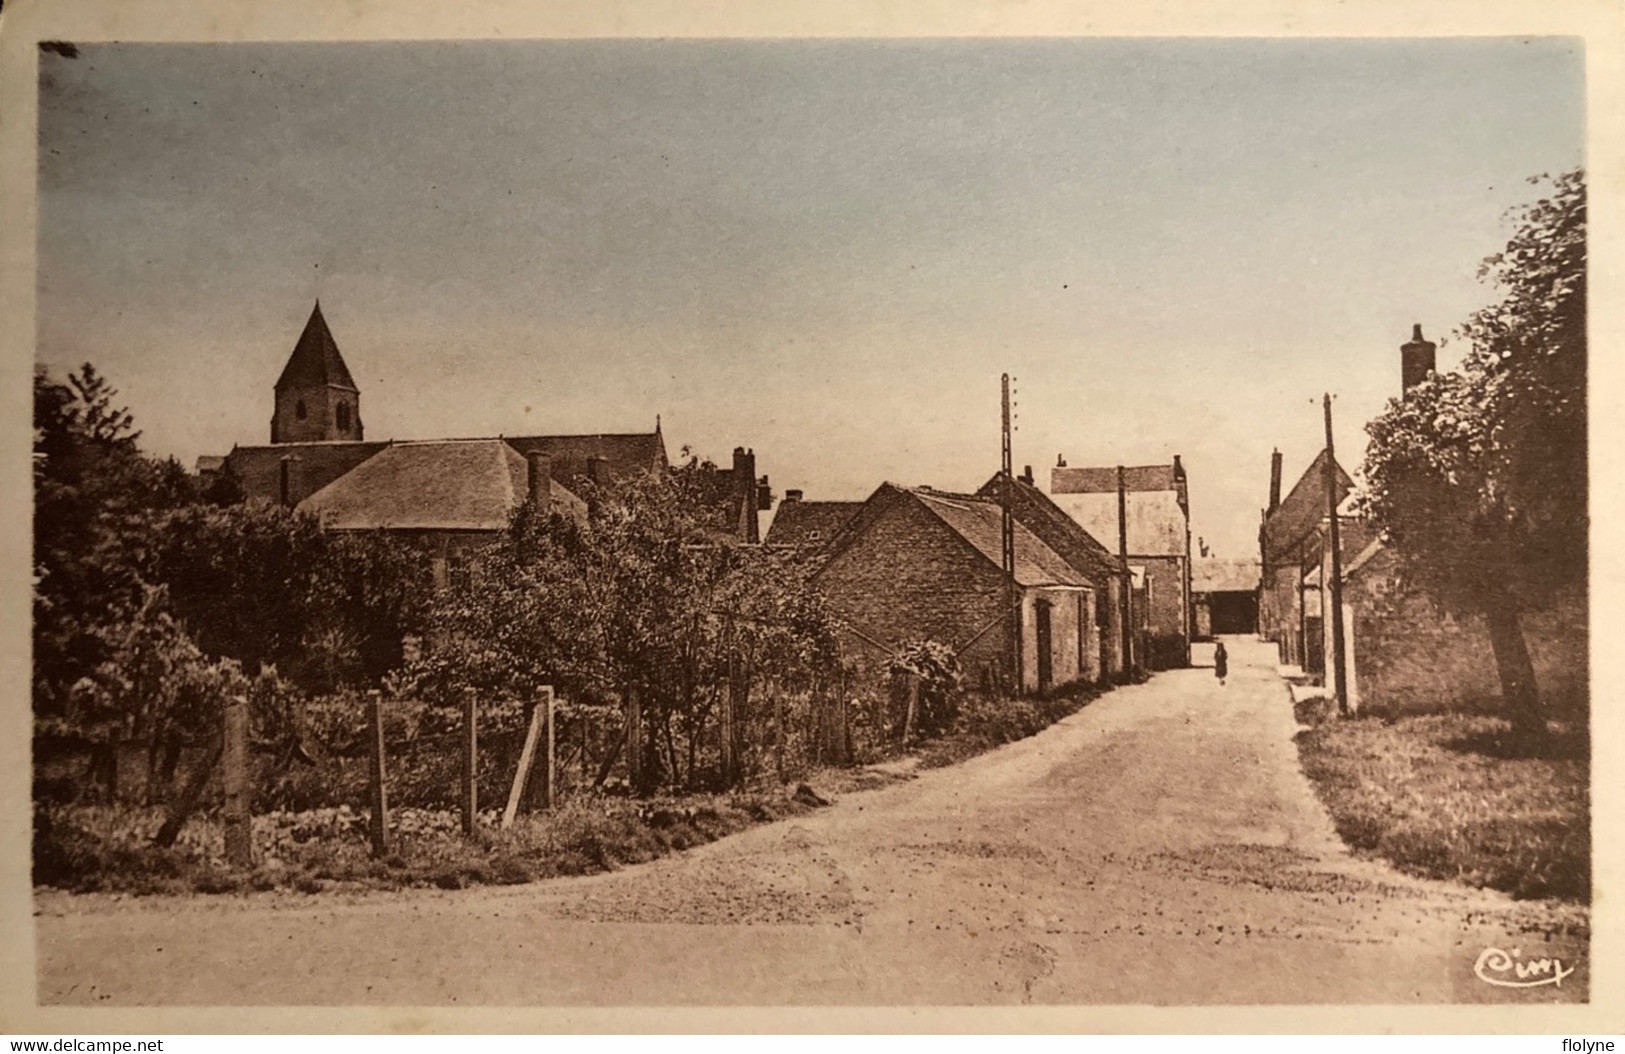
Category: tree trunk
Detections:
[{"x1": 1481, "y1": 585, "x2": 1546, "y2": 749}]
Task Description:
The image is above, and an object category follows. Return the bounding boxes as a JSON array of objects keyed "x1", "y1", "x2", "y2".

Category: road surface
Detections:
[{"x1": 35, "y1": 637, "x2": 1586, "y2": 1005}]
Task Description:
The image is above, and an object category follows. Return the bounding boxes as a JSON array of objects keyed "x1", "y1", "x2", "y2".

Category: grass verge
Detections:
[
  {"x1": 1296, "y1": 711, "x2": 1589, "y2": 901},
  {"x1": 34, "y1": 792, "x2": 815, "y2": 897}
]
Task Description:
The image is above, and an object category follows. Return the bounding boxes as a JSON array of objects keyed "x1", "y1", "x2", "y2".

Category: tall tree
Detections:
[{"x1": 1362, "y1": 170, "x2": 1585, "y2": 746}]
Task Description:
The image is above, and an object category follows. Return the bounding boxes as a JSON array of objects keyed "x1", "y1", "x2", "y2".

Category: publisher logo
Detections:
[{"x1": 1473, "y1": 946, "x2": 1576, "y2": 989}]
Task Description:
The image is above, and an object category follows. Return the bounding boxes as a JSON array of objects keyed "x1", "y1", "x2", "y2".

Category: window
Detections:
[
  {"x1": 295, "y1": 399, "x2": 307, "y2": 420},
  {"x1": 336, "y1": 401, "x2": 351, "y2": 431}
]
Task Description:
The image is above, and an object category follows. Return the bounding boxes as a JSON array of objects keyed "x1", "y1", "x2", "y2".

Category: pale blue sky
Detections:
[{"x1": 37, "y1": 39, "x2": 1583, "y2": 556}]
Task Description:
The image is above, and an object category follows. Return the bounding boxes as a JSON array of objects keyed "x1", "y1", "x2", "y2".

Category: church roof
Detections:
[
  {"x1": 503, "y1": 430, "x2": 668, "y2": 481},
  {"x1": 296, "y1": 439, "x2": 575, "y2": 531},
  {"x1": 275, "y1": 302, "x2": 358, "y2": 392}
]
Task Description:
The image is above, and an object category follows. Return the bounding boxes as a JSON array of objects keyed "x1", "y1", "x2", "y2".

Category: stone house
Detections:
[
  {"x1": 1257, "y1": 446, "x2": 1355, "y2": 672},
  {"x1": 809, "y1": 483, "x2": 1110, "y2": 694},
  {"x1": 1049, "y1": 458, "x2": 1192, "y2": 669}
]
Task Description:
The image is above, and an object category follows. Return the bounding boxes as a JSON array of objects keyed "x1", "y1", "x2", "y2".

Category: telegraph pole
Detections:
[
  {"x1": 1323, "y1": 394, "x2": 1349, "y2": 716},
  {"x1": 1117, "y1": 465, "x2": 1133, "y2": 680},
  {"x1": 1000, "y1": 373, "x2": 1021, "y2": 693}
]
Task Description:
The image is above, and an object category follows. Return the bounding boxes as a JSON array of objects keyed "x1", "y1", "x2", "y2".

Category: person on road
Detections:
[{"x1": 1214, "y1": 641, "x2": 1228, "y2": 686}]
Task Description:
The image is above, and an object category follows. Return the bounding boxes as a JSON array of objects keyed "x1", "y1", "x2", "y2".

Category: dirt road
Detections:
[{"x1": 35, "y1": 637, "x2": 1587, "y2": 1005}]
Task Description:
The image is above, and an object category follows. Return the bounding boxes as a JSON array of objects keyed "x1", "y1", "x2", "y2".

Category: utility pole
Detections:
[
  {"x1": 1323, "y1": 394, "x2": 1349, "y2": 716},
  {"x1": 1117, "y1": 465, "x2": 1133, "y2": 680},
  {"x1": 1000, "y1": 373, "x2": 1021, "y2": 693}
]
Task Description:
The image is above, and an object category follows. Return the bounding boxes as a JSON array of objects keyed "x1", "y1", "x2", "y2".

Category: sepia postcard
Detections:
[{"x1": 2, "y1": 0, "x2": 1622, "y2": 1036}]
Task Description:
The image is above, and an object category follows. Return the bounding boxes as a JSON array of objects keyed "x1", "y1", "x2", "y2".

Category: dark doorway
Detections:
[{"x1": 1035, "y1": 601, "x2": 1053, "y2": 693}]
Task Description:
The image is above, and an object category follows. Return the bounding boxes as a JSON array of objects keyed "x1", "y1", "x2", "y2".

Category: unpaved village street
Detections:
[{"x1": 35, "y1": 638, "x2": 1586, "y2": 1005}]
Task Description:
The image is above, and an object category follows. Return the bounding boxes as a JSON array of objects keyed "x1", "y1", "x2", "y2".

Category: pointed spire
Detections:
[{"x1": 275, "y1": 301, "x2": 358, "y2": 392}]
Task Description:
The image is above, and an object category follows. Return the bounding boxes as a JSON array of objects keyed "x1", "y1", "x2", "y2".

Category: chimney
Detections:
[
  {"x1": 587, "y1": 455, "x2": 611, "y2": 489},
  {"x1": 1019, "y1": 465, "x2": 1034, "y2": 485},
  {"x1": 1401, "y1": 323, "x2": 1437, "y2": 395},
  {"x1": 732, "y1": 447, "x2": 758, "y2": 542},
  {"x1": 1268, "y1": 448, "x2": 1283, "y2": 514},
  {"x1": 784, "y1": 488, "x2": 803, "y2": 503},
  {"x1": 278, "y1": 455, "x2": 302, "y2": 508},
  {"x1": 526, "y1": 451, "x2": 553, "y2": 510},
  {"x1": 1172, "y1": 454, "x2": 1188, "y2": 514},
  {"x1": 1056, "y1": 454, "x2": 1067, "y2": 468},
  {"x1": 756, "y1": 474, "x2": 774, "y2": 512}
]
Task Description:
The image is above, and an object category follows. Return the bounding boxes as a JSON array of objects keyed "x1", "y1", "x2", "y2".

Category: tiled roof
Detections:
[
  {"x1": 296, "y1": 439, "x2": 577, "y2": 531},
  {"x1": 1052, "y1": 464, "x2": 1177, "y2": 494},
  {"x1": 1193, "y1": 557, "x2": 1261, "y2": 593},
  {"x1": 274, "y1": 302, "x2": 358, "y2": 392},
  {"x1": 974, "y1": 474, "x2": 1118, "y2": 581},
  {"x1": 224, "y1": 441, "x2": 390, "y2": 506},
  {"x1": 1262, "y1": 449, "x2": 1353, "y2": 563},
  {"x1": 911, "y1": 490, "x2": 1087, "y2": 588},
  {"x1": 503, "y1": 430, "x2": 668, "y2": 483},
  {"x1": 764, "y1": 500, "x2": 863, "y2": 548}
]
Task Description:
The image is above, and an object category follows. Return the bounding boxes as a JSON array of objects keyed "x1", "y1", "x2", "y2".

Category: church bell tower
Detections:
[{"x1": 270, "y1": 301, "x2": 364, "y2": 443}]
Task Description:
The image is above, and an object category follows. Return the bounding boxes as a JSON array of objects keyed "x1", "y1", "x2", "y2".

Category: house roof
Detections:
[
  {"x1": 1052, "y1": 464, "x2": 1177, "y2": 493},
  {"x1": 1262, "y1": 449, "x2": 1353, "y2": 562},
  {"x1": 274, "y1": 302, "x2": 358, "y2": 392},
  {"x1": 764, "y1": 499, "x2": 863, "y2": 547},
  {"x1": 503, "y1": 429, "x2": 668, "y2": 482},
  {"x1": 910, "y1": 490, "x2": 1088, "y2": 588},
  {"x1": 974, "y1": 474, "x2": 1118, "y2": 581},
  {"x1": 1193, "y1": 557, "x2": 1261, "y2": 593},
  {"x1": 296, "y1": 439, "x2": 579, "y2": 531}
]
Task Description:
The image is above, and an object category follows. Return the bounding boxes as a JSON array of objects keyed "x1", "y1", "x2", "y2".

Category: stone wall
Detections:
[{"x1": 1345, "y1": 546, "x2": 1587, "y2": 717}]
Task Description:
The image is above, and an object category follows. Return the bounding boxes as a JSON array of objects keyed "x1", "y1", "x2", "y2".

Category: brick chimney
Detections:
[
  {"x1": 731, "y1": 447, "x2": 759, "y2": 542},
  {"x1": 1019, "y1": 465, "x2": 1034, "y2": 485},
  {"x1": 1401, "y1": 323, "x2": 1437, "y2": 395},
  {"x1": 1268, "y1": 448, "x2": 1283, "y2": 514},
  {"x1": 783, "y1": 489, "x2": 803, "y2": 504},
  {"x1": 526, "y1": 451, "x2": 553, "y2": 511},
  {"x1": 587, "y1": 455, "x2": 611, "y2": 489}
]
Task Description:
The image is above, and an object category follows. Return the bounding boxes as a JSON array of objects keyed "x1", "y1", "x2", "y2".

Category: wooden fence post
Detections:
[
  {"x1": 902, "y1": 673, "x2": 919, "y2": 745},
  {"x1": 541, "y1": 686, "x2": 556, "y2": 811},
  {"x1": 774, "y1": 691, "x2": 787, "y2": 780},
  {"x1": 367, "y1": 689, "x2": 390, "y2": 858},
  {"x1": 502, "y1": 698, "x2": 545, "y2": 829},
  {"x1": 461, "y1": 687, "x2": 478, "y2": 837},
  {"x1": 719, "y1": 662, "x2": 737, "y2": 788},
  {"x1": 153, "y1": 735, "x2": 222, "y2": 848},
  {"x1": 222, "y1": 694, "x2": 253, "y2": 868},
  {"x1": 626, "y1": 689, "x2": 643, "y2": 792}
]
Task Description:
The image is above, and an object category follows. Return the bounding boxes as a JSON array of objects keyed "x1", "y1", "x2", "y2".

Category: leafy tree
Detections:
[
  {"x1": 404, "y1": 457, "x2": 839, "y2": 793},
  {"x1": 33, "y1": 364, "x2": 197, "y2": 720},
  {"x1": 1362, "y1": 170, "x2": 1585, "y2": 746}
]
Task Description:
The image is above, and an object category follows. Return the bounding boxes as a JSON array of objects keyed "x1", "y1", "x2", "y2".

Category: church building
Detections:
[{"x1": 203, "y1": 303, "x2": 771, "y2": 565}]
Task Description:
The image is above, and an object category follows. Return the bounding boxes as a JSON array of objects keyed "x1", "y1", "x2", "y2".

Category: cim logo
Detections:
[{"x1": 1473, "y1": 946, "x2": 1577, "y2": 989}]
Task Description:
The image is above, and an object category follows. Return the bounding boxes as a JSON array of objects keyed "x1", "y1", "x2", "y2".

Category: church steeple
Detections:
[{"x1": 270, "y1": 301, "x2": 363, "y2": 443}]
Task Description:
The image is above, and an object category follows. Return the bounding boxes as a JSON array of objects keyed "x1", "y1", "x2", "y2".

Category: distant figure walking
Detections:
[{"x1": 1214, "y1": 641, "x2": 1228, "y2": 687}]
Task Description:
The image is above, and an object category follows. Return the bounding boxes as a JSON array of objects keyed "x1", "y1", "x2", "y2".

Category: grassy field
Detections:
[{"x1": 1296, "y1": 711, "x2": 1589, "y2": 901}]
